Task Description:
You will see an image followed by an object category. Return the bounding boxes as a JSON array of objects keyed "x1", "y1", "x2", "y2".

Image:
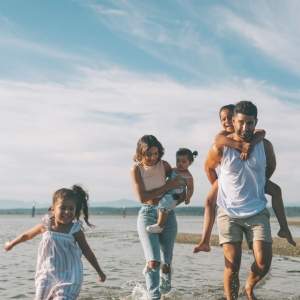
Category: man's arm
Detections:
[
  {"x1": 263, "y1": 139, "x2": 276, "y2": 179},
  {"x1": 75, "y1": 230, "x2": 106, "y2": 282},
  {"x1": 204, "y1": 144, "x2": 223, "y2": 184}
]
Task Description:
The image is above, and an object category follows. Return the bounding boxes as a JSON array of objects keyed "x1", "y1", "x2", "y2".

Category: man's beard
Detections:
[{"x1": 241, "y1": 131, "x2": 254, "y2": 141}]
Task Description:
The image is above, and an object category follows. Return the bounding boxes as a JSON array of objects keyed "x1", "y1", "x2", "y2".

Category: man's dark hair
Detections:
[
  {"x1": 219, "y1": 104, "x2": 235, "y2": 118},
  {"x1": 234, "y1": 101, "x2": 257, "y2": 118}
]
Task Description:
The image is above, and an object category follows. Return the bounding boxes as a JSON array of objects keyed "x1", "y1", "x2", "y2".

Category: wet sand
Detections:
[
  {"x1": 1, "y1": 215, "x2": 300, "y2": 299},
  {"x1": 287, "y1": 220, "x2": 300, "y2": 226},
  {"x1": 177, "y1": 233, "x2": 300, "y2": 257}
]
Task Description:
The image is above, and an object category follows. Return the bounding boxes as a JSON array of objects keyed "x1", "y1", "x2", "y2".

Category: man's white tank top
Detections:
[{"x1": 217, "y1": 141, "x2": 267, "y2": 218}]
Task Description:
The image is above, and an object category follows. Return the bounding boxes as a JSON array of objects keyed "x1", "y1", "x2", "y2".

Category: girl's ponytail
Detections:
[
  {"x1": 176, "y1": 148, "x2": 198, "y2": 163},
  {"x1": 72, "y1": 185, "x2": 92, "y2": 227},
  {"x1": 192, "y1": 151, "x2": 198, "y2": 159}
]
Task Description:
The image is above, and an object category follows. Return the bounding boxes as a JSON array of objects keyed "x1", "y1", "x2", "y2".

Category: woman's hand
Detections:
[
  {"x1": 166, "y1": 175, "x2": 186, "y2": 190},
  {"x1": 176, "y1": 191, "x2": 187, "y2": 205}
]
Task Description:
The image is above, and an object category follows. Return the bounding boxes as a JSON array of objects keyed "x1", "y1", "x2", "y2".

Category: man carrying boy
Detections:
[{"x1": 205, "y1": 101, "x2": 273, "y2": 300}]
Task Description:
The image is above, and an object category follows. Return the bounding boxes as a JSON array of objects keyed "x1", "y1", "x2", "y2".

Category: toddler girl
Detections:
[
  {"x1": 147, "y1": 148, "x2": 197, "y2": 233},
  {"x1": 4, "y1": 185, "x2": 106, "y2": 300}
]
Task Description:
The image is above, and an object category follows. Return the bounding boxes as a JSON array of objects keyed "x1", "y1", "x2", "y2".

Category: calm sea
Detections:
[{"x1": 0, "y1": 215, "x2": 300, "y2": 299}]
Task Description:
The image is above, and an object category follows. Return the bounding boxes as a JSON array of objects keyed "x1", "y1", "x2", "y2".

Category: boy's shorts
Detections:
[{"x1": 217, "y1": 207, "x2": 272, "y2": 247}]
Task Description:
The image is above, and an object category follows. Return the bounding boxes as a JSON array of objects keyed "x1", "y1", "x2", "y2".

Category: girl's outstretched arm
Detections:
[
  {"x1": 214, "y1": 131, "x2": 243, "y2": 152},
  {"x1": 74, "y1": 230, "x2": 106, "y2": 282},
  {"x1": 4, "y1": 224, "x2": 45, "y2": 251},
  {"x1": 215, "y1": 130, "x2": 266, "y2": 160}
]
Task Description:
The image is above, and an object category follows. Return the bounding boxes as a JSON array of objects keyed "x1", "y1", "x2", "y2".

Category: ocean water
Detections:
[{"x1": 0, "y1": 215, "x2": 300, "y2": 300}]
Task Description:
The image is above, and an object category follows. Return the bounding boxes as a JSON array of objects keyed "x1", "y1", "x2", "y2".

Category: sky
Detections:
[{"x1": 0, "y1": 0, "x2": 299, "y2": 206}]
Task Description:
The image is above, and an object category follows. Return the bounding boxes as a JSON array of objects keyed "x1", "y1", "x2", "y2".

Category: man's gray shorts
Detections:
[{"x1": 217, "y1": 207, "x2": 272, "y2": 247}]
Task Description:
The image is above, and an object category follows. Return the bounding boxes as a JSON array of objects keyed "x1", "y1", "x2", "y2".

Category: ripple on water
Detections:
[{"x1": 10, "y1": 294, "x2": 27, "y2": 299}]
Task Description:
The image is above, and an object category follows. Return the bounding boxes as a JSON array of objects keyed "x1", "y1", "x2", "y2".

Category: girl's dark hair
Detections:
[
  {"x1": 134, "y1": 134, "x2": 164, "y2": 162},
  {"x1": 219, "y1": 104, "x2": 235, "y2": 118},
  {"x1": 176, "y1": 148, "x2": 198, "y2": 163},
  {"x1": 52, "y1": 185, "x2": 92, "y2": 227}
]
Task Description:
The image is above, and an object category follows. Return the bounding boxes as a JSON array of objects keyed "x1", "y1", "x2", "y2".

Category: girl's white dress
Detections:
[{"x1": 35, "y1": 214, "x2": 83, "y2": 300}]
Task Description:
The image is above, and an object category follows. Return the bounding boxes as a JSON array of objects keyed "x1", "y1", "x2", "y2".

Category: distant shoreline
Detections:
[
  {"x1": 176, "y1": 233, "x2": 300, "y2": 257},
  {"x1": 1, "y1": 206, "x2": 300, "y2": 218}
]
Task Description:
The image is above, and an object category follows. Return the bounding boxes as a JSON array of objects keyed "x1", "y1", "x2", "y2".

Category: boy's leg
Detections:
[
  {"x1": 265, "y1": 180, "x2": 296, "y2": 246},
  {"x1": 194, "y1": 181, "x2": 218, "y2": 253}
]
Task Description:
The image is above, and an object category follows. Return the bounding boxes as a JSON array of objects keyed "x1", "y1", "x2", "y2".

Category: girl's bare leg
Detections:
[
  {"x1": 265, "y1": 180, "x2": 296, "y2": 246},
  {"x1": 194, "y1": 181, "x2": 218, "y2": 253}
]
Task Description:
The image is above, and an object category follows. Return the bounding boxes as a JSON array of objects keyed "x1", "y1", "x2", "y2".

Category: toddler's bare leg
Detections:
[{"x1": 157, "y1": 210, "x2": 168, "y2": 227}]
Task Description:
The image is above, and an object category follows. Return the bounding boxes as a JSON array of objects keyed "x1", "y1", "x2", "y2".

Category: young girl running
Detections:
[
  {"x1": 4, "y1": 185, "x2": 106, "y2": 300},
  {"x1": 194, "y1": 104, "x2": 296, "y2": 253},
  {"x1": 146, "y1": 148, "x2": 197, "y2": 233}
]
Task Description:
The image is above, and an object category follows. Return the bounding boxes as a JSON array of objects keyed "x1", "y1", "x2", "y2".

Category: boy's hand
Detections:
[
  {"x1": 240, "y1": 142, "x2": 251, "y2": 160},
  {"x1": 98, "y1": 272, "x2": 106, "y2": 282},
  {"x1": 241, "y1": 142, "x2": 251, "y2": 154},
  {"x1": 240, "y1": 152, "x2": 249, "y2": 160},
  {"x1": 4, "y1": 241, "x2": 13, "y2": 251}
]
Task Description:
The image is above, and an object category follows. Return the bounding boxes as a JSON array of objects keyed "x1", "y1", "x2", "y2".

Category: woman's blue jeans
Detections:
[{"x1": 137, "y1": 204, "x2": 177, "y2": 300}]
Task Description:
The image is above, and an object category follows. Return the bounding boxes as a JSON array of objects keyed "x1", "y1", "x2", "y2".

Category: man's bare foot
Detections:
[
  {"x1": 193, "y1": 241, "x2": 211, "y2": 253},
  {"x1": 278, "y1": 228, "x2": 296, "y2": 246}
]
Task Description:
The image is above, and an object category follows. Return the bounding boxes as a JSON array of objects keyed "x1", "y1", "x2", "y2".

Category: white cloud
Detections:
[
  {"x1": 215, "y1": 1, "x2": 300, "y2": 75},
  {"x1": 0, "y1": 68, "x2": 299, "y2": 206},
  {"x1": 87, "y1": 1, "x2": 231, "y2": 80}
]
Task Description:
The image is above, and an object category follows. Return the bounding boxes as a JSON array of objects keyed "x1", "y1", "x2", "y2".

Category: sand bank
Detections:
[{"x1": 176, "y1": 233, "x2": 300, "y2": 257}]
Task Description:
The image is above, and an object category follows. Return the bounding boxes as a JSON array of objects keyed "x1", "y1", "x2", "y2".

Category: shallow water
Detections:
[{"x1": 1, "y1": 215, "x2": 300, "y2": 299}]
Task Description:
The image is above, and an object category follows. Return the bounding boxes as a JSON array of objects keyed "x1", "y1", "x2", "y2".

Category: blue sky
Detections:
[{"x1": 0, "y1": 0, "x2": 299, "y2": 206}]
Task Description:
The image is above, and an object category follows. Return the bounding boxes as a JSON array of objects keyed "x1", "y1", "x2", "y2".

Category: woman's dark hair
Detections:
[
  {"x1": 234, "y1": 101, "x2": 257, "y2": 118},
  {"x1": 219, "y1": 104, "x2": 235, "y2": 118},
  {"x1": 52, "y1": 185, "x2": 92, "y2": 227},
  {"x1": 176, "y1": 148, "x2": 198, "y2": 163},
  {"x1": 134, "y1": 135, "x2": 164, "y2": 162}
]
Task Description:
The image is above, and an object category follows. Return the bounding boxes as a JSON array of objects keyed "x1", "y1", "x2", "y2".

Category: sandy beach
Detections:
[
  {"x1": 177, "y1": 233, "x2": 300, "y2": 257},
  {"x1": 1, "y1": 215, "x2": 300, "y2": 299}
]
